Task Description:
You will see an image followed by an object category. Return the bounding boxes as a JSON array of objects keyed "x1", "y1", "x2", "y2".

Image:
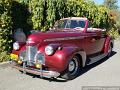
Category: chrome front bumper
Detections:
[{"x1": 10, "y1": 61, "x2": 60, "y2": 78}]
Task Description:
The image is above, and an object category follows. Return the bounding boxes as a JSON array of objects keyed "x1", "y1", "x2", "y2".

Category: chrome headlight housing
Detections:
[
  {"x1": 13, "y1": 42, "x2": 20, "y2": 50},
  {"x1": 45, "y1": 45, "x2": 54, "y2": 55}
]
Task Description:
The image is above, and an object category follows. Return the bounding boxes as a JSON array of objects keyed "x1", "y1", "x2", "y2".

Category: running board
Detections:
[{"x1": 87, "y1": 54, "x2": 107, "y2": 65}]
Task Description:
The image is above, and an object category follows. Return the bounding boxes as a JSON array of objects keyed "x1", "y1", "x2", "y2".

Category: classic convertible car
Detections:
[{"x1": 10, "y1": 17, "x2": 114, "y2": 80}]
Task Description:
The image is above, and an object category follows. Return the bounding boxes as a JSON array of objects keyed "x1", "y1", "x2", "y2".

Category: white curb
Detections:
[{"x1": 0, "y1": 61, "x2": 9, "y2": 66}]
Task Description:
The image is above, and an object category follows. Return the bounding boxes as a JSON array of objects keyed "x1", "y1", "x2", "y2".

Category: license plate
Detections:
[{"x1": 10, "y1": 54, "x2": 18, "y2": 60}]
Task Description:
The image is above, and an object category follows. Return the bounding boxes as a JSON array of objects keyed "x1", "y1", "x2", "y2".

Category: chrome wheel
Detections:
[
  {"x1": 68, "y1": 58, "x2": 79, "y2": 75},
  {"x1": 61, "y1": 55, "x2": 81, "y2": 80}
]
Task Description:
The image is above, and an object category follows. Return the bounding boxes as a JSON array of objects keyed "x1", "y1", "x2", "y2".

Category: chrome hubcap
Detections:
[
  {"x1": 69, "y1": 60, "x2": 75, "y2": 72},
  {"x1": 68, "y1": 57, "x2": 78, "y2": 75}
]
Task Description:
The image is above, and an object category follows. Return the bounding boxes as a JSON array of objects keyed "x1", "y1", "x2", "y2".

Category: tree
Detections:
[
  {"x1": 104, "y1": 0, "x2": 118, "y2": 9},
  {"x1": 104, "y1": 0, "x2": 120, "y2": 37},
  {"x1": 29, "y1": 0, "x2": 45, "y2": 30}
]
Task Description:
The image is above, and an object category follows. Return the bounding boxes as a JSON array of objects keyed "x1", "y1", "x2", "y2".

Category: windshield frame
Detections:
[{"x1": 53, "y1": 19, "x2": 86, "y2": 30}]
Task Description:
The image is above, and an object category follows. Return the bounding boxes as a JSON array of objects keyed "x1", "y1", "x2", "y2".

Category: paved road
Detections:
[{"x1": 0, "y1": 39, "x2": 120, "y2": 90}]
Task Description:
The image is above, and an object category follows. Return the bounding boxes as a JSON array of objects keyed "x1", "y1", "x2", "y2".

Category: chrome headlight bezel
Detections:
[
  {"x1": 45, "y1": 45, "x2": 54, "y2": 55},
  {"x1": 13, "y1": 42, "x2": 20, "y2": 50}
]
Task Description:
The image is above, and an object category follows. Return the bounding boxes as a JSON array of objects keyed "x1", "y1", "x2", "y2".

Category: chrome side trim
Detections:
[{"x1": 44, "y1": 36, "x2": 84, "y2": 42}]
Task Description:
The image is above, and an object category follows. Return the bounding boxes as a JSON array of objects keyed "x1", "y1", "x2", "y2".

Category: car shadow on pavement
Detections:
[
  {"x1": 52, "y1": 51, "x2": 117, "y2": 82},
  {"x1": 77, "y1": 51, "x2": 117, "y2": 78}
]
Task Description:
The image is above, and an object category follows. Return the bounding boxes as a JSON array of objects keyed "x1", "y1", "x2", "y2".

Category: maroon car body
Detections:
[{"x1": 10, "y1": 17, "x2": 113, "y2": 80}]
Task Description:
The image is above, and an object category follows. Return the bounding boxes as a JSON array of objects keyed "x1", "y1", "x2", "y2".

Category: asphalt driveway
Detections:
[{"x1": 0, "y1": 39, "x2": 120, "y2": 90}]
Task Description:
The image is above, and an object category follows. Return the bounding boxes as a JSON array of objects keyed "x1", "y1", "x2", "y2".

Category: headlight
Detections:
[
  {"x1": 13, "y1": 42, "x2": 20, "y2": 50},
  {"x1": 45, "y1": 45, "x2": 54, "y2": 55}
]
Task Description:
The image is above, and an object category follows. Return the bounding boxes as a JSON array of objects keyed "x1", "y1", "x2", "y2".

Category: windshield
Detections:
[{"x1": 54, "y1": 19, "x2": 86, "y2": 29}]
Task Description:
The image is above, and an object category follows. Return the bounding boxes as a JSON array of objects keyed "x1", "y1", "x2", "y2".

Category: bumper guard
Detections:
[{"x1": 10, "y1": 61, "x2": 60, "y2": 78}]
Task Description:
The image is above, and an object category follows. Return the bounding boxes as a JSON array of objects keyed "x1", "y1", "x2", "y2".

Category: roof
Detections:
[{"x1": 60, "y1": 17, "x2": 88, "y2": 21}]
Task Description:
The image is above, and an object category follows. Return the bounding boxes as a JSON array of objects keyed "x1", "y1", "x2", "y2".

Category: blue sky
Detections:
[{"x1": 93, "y1": 0, "x2": 120, "y2": 7}]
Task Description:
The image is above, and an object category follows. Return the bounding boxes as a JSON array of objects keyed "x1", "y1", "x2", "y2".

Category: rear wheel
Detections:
[{"x1": 61, "y1": 55, "x2": 81, "y2": 80}]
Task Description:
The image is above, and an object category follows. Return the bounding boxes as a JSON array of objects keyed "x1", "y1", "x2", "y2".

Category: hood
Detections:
[{"x1": 27, "y1": 30, "x2": 83, "y2": 45}]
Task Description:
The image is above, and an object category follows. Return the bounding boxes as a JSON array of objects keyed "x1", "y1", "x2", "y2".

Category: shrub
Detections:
[
  {"x1": 107, "y1": 26, "x2": 119, "y2": 39},
  {"x1": 29, "y1": 0, "x2": 45, "y2": 30},
  {"x1": 28, "y1": 0, "x2": 116, "y2": 31},
  {"x1": 11, "y1": 0, "x2": 31, "y2": 36},
  {"x1": 0, "y1": 0, "x2": 12, "y2": 62}
]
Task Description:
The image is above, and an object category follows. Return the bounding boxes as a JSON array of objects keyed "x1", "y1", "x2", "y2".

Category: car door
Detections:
[{"x1": 84, "y1": 31, "x2": 105, "y2": 56}]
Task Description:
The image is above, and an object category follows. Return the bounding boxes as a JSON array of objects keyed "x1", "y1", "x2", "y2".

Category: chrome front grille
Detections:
[
  {"x1": 19, "y1": 45, "x2": 45, "y2": 66},
  {"x1": 26, "y1": 46, "x2": 37, "y2": 65},
  {"x1": 34, "y1": 53, "x2": 45, "y2": 65}
]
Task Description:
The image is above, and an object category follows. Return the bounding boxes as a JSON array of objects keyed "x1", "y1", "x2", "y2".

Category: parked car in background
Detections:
[{"x1": 10, "y1": 17, "x2": 114, "y2": 80}]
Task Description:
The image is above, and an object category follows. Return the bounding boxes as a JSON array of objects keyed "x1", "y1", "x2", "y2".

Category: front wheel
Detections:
[{"x1": 61, "y1": 55, "x2": 81, "y2": 80}]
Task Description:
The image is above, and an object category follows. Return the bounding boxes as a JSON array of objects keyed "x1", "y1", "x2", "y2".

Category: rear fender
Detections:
[{"x1": 103, "y1": 36, "x2": 114, "y2": 54}]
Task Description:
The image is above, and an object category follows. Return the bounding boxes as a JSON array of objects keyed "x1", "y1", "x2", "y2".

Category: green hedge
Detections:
[
  {"x1": 15, "y1": 0, "x2": 119, "y2": 35},
  {"x1": 0, "y1": 0, "x2": 12, "y2": 62},
  {"x1": 11, "y1": 0, "x2": 31, "y2": 36},
  {"x1": 28, "y1": 0, "x2": 116, "y2": 30}
]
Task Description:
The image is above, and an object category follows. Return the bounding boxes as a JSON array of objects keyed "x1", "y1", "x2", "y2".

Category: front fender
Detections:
[{"x1": 45, "y1": 45, "x2": 86, "y2": 72}]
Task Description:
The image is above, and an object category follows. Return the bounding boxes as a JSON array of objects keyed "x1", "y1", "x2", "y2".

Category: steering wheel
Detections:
[{"x1": 74, "y1": 27, "x2": 82, "y2": 29}]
